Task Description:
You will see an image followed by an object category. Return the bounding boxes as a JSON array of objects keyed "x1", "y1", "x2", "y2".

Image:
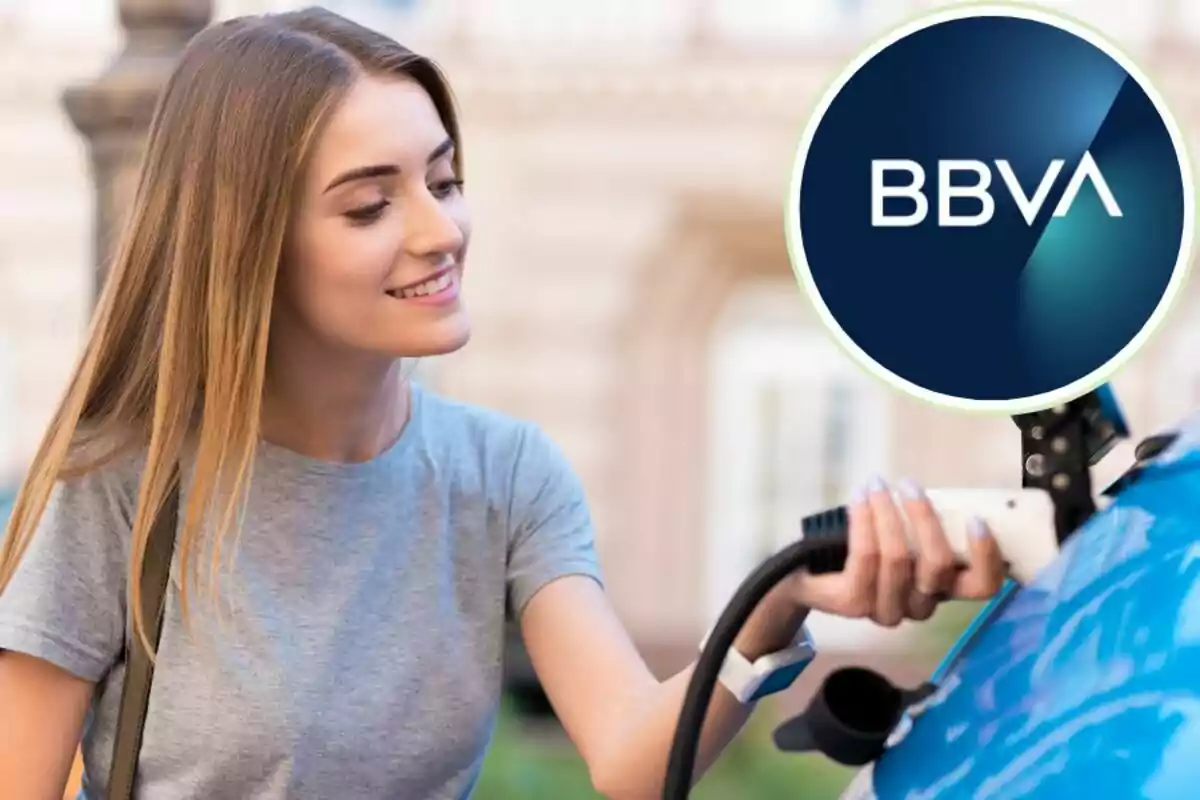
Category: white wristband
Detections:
[{"x1": 699, "y1": 625, "x2": 817, "y2": 704}]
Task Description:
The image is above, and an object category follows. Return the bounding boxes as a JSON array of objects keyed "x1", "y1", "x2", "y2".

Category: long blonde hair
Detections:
[{"x1": 0, "y1": 7, "x2": 461, "y2": 659}]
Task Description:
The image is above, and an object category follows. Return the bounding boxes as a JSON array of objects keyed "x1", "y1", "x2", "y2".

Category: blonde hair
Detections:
[{"x1": 0, "y1": 7, "x2": 461, "y2": 659}]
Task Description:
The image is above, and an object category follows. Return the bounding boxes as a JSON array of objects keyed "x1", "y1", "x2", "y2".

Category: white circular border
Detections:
[{"x1": 785, "y1": 1, "x2": 1196, "y2": 415}]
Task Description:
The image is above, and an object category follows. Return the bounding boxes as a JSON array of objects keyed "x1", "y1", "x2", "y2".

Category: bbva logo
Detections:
[{"x1": 870, "y1": 152, "x2": 1122, "y2": 228}]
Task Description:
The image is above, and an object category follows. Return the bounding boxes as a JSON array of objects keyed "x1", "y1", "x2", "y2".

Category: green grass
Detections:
[{"x1": 475, "y1": 697, "x2": 856, "y2": 800}]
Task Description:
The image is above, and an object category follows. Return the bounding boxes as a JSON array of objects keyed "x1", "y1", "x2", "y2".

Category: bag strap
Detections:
[{"x1": 107, "y1": 477, "x2": 180, "y2": 800}]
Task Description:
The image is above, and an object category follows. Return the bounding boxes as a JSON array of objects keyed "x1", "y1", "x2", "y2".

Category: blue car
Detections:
[{"x1": 841, "y1": 410, "x2": 1200, "y2": 799}]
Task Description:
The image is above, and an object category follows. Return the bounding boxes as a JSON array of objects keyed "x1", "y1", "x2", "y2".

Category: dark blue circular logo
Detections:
[{"x1": 787, "y1": 5, "x2": 1194, "y2": 413}]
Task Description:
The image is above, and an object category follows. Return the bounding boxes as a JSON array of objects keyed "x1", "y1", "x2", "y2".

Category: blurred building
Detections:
[{"x1": 2, "y1": 0, "x2": 1200, "y2": 671}]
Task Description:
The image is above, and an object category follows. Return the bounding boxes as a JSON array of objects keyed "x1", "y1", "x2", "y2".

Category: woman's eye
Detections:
[
  {"x1": 431, "y1": 179, "x2": 464, "y2": 200},
  {"x1": 344, "y1": 200, "x2": 389, "y2": 225}
]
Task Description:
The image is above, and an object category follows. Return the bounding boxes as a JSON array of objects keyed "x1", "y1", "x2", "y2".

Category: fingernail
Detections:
[
  {"x1": 968, "y1": 516, "x2": 989, "y2": 540},
  {"x1": 896, "y1": 478, "x2": 924, "y2": 500},
  {"x1": 849, "y1": 486, "x2": 867, "y2": 505},
  {"x1": 867, "y1": 474, "x2": 888, "y2": 494}
]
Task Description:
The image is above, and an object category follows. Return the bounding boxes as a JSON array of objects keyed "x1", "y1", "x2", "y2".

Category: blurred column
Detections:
[{"x1": 61, "y1": 0, "x2": 213, "y2": 302}]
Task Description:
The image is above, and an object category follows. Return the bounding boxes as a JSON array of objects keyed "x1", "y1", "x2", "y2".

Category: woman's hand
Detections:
[{"x1": 789, "y1": 477, "x2": 1008, "y2": 626}]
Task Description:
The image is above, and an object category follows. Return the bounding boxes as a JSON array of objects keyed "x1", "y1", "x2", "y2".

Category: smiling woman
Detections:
[{"x1": 0, "y1": 7, "x2": 1005, "y2": 800}]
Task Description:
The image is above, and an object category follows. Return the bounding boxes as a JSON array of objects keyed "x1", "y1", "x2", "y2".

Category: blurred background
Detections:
[{"x1": 2, "y1": 0, "x2": 1200, "y2": 797}]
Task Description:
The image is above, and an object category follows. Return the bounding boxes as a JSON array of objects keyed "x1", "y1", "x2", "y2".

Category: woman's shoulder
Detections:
[
  {"x1": 412, "y1": 383, "x2": 574, "y2": 475},
  {"x1": 412, "y1": 384, "x2": 581, "y2": 503},
  {"x1": 415, "y1": 382, "x2": 539, "y2": 445}
]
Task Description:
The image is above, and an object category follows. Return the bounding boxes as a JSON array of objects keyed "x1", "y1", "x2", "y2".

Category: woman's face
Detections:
[{"x1": 280, "y1": 73, "x2": 471, "y2": 360}]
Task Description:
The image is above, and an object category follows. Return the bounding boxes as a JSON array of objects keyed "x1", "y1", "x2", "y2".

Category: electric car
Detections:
[{"x1": 836, "y1": 410, "x2": 1200, "y2": 799}]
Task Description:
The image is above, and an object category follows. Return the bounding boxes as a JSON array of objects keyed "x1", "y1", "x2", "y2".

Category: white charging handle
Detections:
[{"x1": 918, "y1": 488, "x2": 1060, "y2": 585}]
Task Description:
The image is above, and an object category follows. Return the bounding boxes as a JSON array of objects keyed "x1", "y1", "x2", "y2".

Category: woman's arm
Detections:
[
  {"x1": 520, "y1": 480, "x2": 1006, "y2": 799},
  {"x1": 0, "y1": 651, "x2": 92, "y2": 800}
]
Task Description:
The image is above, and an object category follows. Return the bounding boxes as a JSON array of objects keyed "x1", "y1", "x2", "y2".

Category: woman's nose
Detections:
[{"x1": 405, "y1": 192, "x2": 465, "y2": 259}]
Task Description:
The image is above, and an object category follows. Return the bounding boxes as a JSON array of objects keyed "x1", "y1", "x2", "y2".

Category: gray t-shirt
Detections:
[{"x1": 0, "y1": 382, "x2": 604, "y2": 799}]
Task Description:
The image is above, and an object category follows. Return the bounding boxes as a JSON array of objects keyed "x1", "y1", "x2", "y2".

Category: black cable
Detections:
[{"x1": 662, "y1": 507, "x2": 852, "y2": 799}]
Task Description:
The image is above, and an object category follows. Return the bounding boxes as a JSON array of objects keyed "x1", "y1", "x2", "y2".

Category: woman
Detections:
[{"x1": 0, "y1": 8, "x2": 1005, "y2": 799}]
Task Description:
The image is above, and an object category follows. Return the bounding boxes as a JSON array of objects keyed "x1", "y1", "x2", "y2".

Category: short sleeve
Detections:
[
  {"x1": 0, "y1": 467, "x2": 132, "y2": 682},
  {"x1": 505, "y1": 424, "x2": 605, "y2": 618}
]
